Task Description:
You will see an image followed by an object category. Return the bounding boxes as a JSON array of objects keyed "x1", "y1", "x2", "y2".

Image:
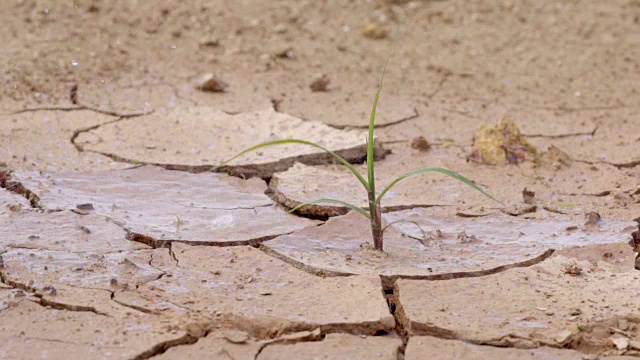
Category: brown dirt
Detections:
[{"x1": 1, "y1": 0, "x2": 639, "y2": 358}]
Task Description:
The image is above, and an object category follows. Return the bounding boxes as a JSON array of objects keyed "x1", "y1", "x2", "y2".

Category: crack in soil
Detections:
[
  {"x1": 576, "y1": 158, "x2": 640, "y2": 170},
  {"x1": 0, "y1": 170, "x2": 42, "y2": 209},
  {"x1": 127, "y1": 229, "x2": 302, "y2": 249},
  {"x1": 70, "y1": 116, "x2": 130, "y2": 152},
  {"x1": 111, "y1": 298, "x2": 160, "y2": 315},
  {"x1": 33, "y1": 296, "x2": 109, "y2": 316},
  {"x1": 1, "y1": 269, "x2": 112, "y2": 316},
  {"x1": 380, "y1": 249, "x2": 555, "y2": 289},
  {"x1": 6, "y1": 101, "x2": 153, "y2": 119},
  {"x1": 523, "y1": 126, "x2": 598, "y2": 139},
  {"x1": 175, "y1": 200, "x2": 275, "y2": 211},
  {"x1": 338, "y1": 107, "x2": 420, "y2": 130}
]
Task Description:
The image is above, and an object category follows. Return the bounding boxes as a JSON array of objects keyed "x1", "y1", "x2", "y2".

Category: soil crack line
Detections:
[
  {"x1": 0, "y1": 171, "x2": 42, "y2": 209},
  {"x1": 523, "y1": 126, "x2": 598, "y2": 139},
  {"x1": 341, "y1": 108, "x2": 420, "y2": 130},
  {"x1": 7, "y1": 101, "x2": 153, "y2": 119},
  {"x1": 34, "y1": 296, "x2": 109, "y2": 316}
]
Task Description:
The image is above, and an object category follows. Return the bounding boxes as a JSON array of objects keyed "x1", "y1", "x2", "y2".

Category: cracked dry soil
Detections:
[{"x1": 2, "y1": 0, "x2": 640, "y2": 359}]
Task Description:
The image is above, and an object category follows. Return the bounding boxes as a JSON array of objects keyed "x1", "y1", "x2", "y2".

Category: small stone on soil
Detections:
[
  {"x1": 469, "y1": 118, "x2": 537, "y2": 165},
  {"x1": 362, "y1": 23, "x2": 389, "y2": 39},
  {"x1": 584, "y1": 211, "x2": 601, "y2": 227},
  {"x1": 522, "y1": 188, "x2": 535, "y2": 204},
  {"x1": 562, "y1": 260, "x2": 583, "y2": 276},
  {"x1": 199, "y1": 35, "x2": 220, "y2": 47},
  {"x1": 310, "y1": 74, "x2": 330, "y2": 92},
  {"x1": 195, "y1": 73, "x2": 228, "y2": 92},
  {"x1": 410, "y1": 136, "x2": 431, "y2": 151}
]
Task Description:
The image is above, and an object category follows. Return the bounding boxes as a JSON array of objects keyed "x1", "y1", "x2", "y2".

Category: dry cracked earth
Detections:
[{"x1": 2, "y1": 0, "x2": 640, "y2": 359}]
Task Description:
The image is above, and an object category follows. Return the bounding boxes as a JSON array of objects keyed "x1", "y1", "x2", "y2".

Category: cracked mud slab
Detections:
[
  {"x1": 0, "y1": 244, "x2": 172, "y2": 318},
  {"x1": 0, "y1": 210, "x2": 149, "y2": 253},
  {"x1": 0, "y1": 110, "x2": 128, "y2": 171},
  {"x1": 257, "y1": 334, "x2": 401, "y2": 360},
  {"x1": 74, "y1": 106, "x2": 383, "y2": 178},
  {"x1": 404, "y1": 336, "x2": 632, "y2": 360},
  {"x1": 269, "y1": 149, "x2": 525, "y2": 216},
  {"x1": 395, "y1": 256, "x2": 640, "y2": 356},
  {"x1": 9, "y1": 166, "x2": 319, "y2": 246},
  {"x1": 116, "y1": 243, "x2": 395, "y2": 337},
  {"x1": 262, "y1": 210, "x2": 635, "y2": 289},
  {"x1": 271, "y1": 146, "x2": 639, "y2": 219},
  {"x1": 1, "y1": 245, "x2": 162, "y2": 297},
  {"x1": 0, "y1": 300, "x2": 188, "y2": 360}
]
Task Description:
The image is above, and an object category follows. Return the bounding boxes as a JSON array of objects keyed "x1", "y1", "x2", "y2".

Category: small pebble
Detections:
[
  {"x1": 410, "y1": 136, "x2": 431, "y2": 151},
  {"x1": 195, "y1": 73, "x2": 228, "y2": 92},
  {"x1": 362, "y1": 23, "x2": 389, "y2": 39},
  {"x1": 310, "y1": 74, "x2": 330, "y2": 92}
]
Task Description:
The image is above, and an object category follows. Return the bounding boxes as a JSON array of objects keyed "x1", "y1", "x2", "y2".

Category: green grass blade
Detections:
[
  {"x1": 382, "y1": 219, "x2": 427, "y2": 239},
  {"x1": 289, "y1": 198, "x2": 370, "y2": 219},
  {"x1": 215, "y1": 139, "x2": 370, "y2": 192},
  {"x1": 366, "y1": 62, "x2": 388, "y2": 195},
  {"x1": 366, "y1": 62, "x2": 389, "y2": 222},
  {"x1": 376, "y1": 167, "x2": 502, "y2": 205}
]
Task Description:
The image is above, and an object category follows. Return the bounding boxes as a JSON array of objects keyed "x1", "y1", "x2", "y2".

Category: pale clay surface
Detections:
[
  {"x1": 10, "y1": 166, "x2": 320, "y2": 246},
  {"x1": 119, "y1": 243, "x2": 395, "y2": 336},
  {"x1": 74, "y1": 106, "x2": 383, "y2": 178},
  {"x1": 1, "y1": 0, "x2": 639, "y2": 358},
  {"x1": 262, "y1": 210, "x2": 636, "y2": 289}
]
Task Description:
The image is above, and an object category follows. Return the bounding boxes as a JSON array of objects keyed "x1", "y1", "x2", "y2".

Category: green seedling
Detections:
[{"x1": 218, "y1": 65, "x2": 500, "y2": 251}]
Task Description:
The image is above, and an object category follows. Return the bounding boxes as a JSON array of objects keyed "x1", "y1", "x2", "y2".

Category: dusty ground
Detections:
[{"x1": 1, "y1": 0, "x2": 640, "y2": 359}]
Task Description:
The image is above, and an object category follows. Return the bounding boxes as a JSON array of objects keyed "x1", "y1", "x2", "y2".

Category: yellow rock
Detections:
[
  {"x1": 362, "y1": 23, "x2": 388, "y2": 39},
  {"x1": 469, "y1": 118, "x2": 537, "y2": 165}
]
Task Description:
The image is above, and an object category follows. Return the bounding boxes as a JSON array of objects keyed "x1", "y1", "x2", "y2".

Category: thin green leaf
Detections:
[
  {"x1": 366, "y1": 61, "x2": 389, "y2": 217},
  {"x1": 289, "y1": 198, "x2": 370, "y2": 219},
  {"x1": 382, "y1": 219, "x2": 427, "y2": 239},
  {"x1": 215, "y1": 139, "x2": 370, "y2": 192},
  {"x1": 376, "y1": 167, "x2": 502, "y2": 205}
]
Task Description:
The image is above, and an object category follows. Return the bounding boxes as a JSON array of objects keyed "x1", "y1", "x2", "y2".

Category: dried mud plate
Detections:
[
  {"x1": 262, "y1": 209, "x2": 636, "y2": 289},
  {"x1": 9, "y1": 166, "x2": 319, "y2": 247}
]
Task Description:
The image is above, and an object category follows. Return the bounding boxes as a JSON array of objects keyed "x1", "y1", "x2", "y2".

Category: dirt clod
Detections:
[
  {"x1": 469, "y1": 118, "x2": 537, "y2": 165},
  {"x1": 362, "y1": 23, "x2": 389, "y2": 39},
  {"x1": 562, "y1": 260, "x2": 583, "y2": 276},
  {"x1": 522, "y1": 188, "x2": 535, "y2": 205},
  {"x1": 410, "y1": 136, "x2": 431, "y2": 151},
  {"x1": 310, "y1": 74, "x2": 330, "y2": 92},
  {"x1": 195, "y1": 73, "x2": 228, "y2": 92},
  {"x1": 584, "y1": 212, "x2": 601, "y2": 227}
]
